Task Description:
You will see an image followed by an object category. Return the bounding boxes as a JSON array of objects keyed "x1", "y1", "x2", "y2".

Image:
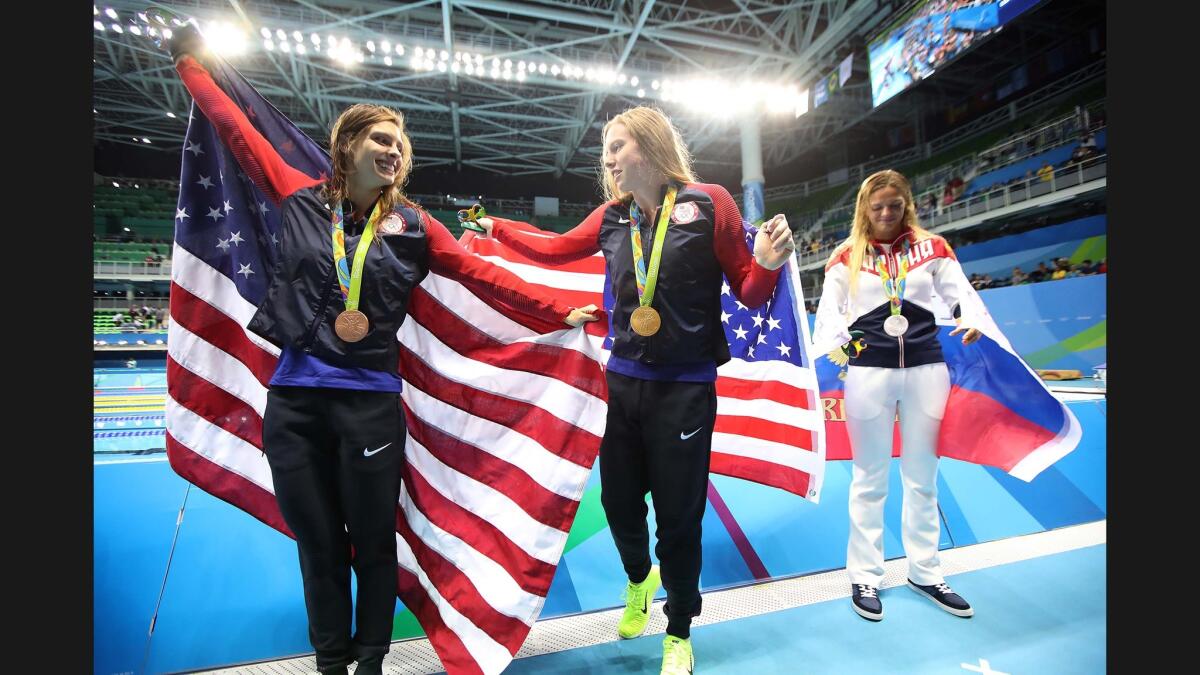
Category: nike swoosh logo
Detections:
[
  {"x1": 680, "y1": 427, "x2": 703, "y2": 440},
  {"x1": 363, "y1": 442, "x2": 392, "y2": 457},
  {"x1": 618, "y1": 217, "x2": 630, "y2": 223}
]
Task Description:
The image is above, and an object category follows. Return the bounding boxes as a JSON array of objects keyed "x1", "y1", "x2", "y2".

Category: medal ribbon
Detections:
[
  {"x1": 874, "y1": 238, "x2": 910, "y2": 317},
  {"x1": 628, "y1": 186, "x2": 678, "y2": 307},
  {"x1": 331, "y1": 200, "x2": 384, "y2": 312}
]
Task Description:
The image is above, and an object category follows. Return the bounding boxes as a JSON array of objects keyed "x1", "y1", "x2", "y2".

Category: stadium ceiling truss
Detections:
[{"x1": 94, "y1": 0, "x2": 923, "y2": 178}]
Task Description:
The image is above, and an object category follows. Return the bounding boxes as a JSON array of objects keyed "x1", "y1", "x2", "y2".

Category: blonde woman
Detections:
[
  {"x1": 476, "y1": 106, "x2": 794, "y2": 675},
  {"x1": 812, "y1": 169, "x2": 985, "y2": 622}
]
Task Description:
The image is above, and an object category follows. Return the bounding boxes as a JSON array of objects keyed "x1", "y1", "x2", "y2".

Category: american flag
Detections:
[
  {"x1": 166, "y1": 55, "x2": 823, "y2": 675},
  {"x1": 466, "y1": 220, "x2": 827, "y2": 503}
]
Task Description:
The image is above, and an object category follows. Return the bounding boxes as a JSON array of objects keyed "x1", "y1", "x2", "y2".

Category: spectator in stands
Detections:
[
  {"x1": 1069, "y1": 134, "x2": 1099, "y2": 165},
  {"x1": 980, "y1": 273, "x2": 994, "y2": 289},
  {"x1": 170, "y1": 26, "x2": 599, "y2": 675},
  {"x1": 1051, "y1": 258, "x2": 1070, "y2": 280},
  {"x1": 1037, "y1": 162, "x2": 1054, "y2": 183},
  {"x1": 1010, "y1": 267, "x2": 1027, "y2": 285},
  {"x1": 1097, "y1": 258, "x2": 1107, "y2": 274},
  {"x1": 1029, "y1": 261, "x2": 1050, "y2": 283},
  {"x1": 970, "y1": 273, "x2": 985, "y2": 291}
]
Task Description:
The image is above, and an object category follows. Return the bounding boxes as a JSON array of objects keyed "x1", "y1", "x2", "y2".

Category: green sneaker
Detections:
[
  {"x1": 660, "y1": 635, "x2": 694, "y2": 675},
  {"x1": 617, "y1": 564, "x2": 661, "y2": 639}
]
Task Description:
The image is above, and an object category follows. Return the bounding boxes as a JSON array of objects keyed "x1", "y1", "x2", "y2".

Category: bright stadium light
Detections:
[{"x1": 208, "y1": 22, "x2": 248, "y2": 56}]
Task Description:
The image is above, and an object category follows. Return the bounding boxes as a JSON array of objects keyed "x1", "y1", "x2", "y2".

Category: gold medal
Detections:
[
  {"x1": 334, "y1": 309, "x2": 370, "y2": 342},
  {"x1": 630, "y1": 306, "x2": 661, "y2": 337}
]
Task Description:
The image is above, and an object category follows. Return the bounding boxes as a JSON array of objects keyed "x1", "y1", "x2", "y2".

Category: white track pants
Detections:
[{"x1": 844, "y1": 362, "x2": 950, "y2": 587}]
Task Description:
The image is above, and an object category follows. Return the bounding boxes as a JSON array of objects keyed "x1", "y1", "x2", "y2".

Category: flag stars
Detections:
[
  {"x1": 720, "y1": 310, "x2": 731, "y2": 324},
  {"x1": 237, "y1": 263, "x2": 255, "y2": 278},
  {"x1": 223, "y1": 200, "x2": 234, "y2": 213},
  {"x1": 751, "y1": 312, "x2": 764, "y2": 328},
  {"x1": 186, "y1": 141, "x2": 204, "y2": 156},
  {"x1": 776, "y1": 343, "x2": 792, "y2": 357},
  {"x1": 216, "y1": 237, "x2": 231, "y2": 252},
  {"x1": 229, "y1": 231, "x2": 244, "y2": 246},
  {"x1": 733, "y1": 325, "x2": 748, "y2": 341},
  {"x1": 196, "y1": 175, "x2": 213, "y2": 189},
  {"x1": 766, "y1": 317, "x2": 782, "y2": 332},
  {"x1": 207, "y1": 206, "x2": 225, "y2": 221},
  {"x1": 257, "y1": 201, "x2": 270, "y2": 216},
  {"x1": 175, "y1": 207, "x2": 189, "y2": 221}
]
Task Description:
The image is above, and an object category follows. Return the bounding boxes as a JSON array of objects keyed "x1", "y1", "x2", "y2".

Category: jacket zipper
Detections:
[{"x1": 302, "y1": 256, "x2": 338, "y2": 352}]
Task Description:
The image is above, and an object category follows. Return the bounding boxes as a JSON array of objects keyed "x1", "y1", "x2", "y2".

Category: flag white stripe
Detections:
[
  {"x1": 402, "y1": 433, "x2": 568, "y2": 565},
  {"x1": 401, "y1": 484, "x2": 543, "y2": 625},
  {"x1": 168, "y1": 321, "x2": 268, "y2": 416},
  {"x1": 165, "y1": 396, "x2": 275, "y2": 492}
]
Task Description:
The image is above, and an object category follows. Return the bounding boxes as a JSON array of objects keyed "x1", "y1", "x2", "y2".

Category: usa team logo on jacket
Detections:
[
  {"x1": 377, "y1": 212, "x2": 407, "y2": 235},
  {"x1": 671, "y1": 201, "x2": 699, "y2": 224}
]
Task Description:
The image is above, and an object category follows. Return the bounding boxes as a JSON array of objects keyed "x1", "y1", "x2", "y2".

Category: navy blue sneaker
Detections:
[
  {"x1": 907, "y1": 579, "x2": 974, "y2": 617},
  {"x1": 851, "y1": 584, "x2": 883, "y2": 621}
]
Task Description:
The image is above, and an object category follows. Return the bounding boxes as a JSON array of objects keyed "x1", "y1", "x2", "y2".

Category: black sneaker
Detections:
[
  {"x1": 907, "y1": 579, "x2": 974, "y2": 617},
  {"x1": 851, "y1": 584, "x2": 883, "y2": 621}
]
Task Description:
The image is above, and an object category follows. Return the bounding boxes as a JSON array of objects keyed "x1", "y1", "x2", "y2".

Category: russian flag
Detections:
[{"x1": 816, "y1": 289, "x2": 1080, "y2": 482}]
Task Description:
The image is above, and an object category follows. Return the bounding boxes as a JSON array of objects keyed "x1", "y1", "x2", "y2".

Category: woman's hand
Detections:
[
  {"x1": 949, "y1": 325, "x2": 982, "y2": 345},
  {"x1": 753, "y1": 214, "x2": 796, "y2": 271},
  {"x1": 565, "y1": 304, "x2": 600, "y2": 327}
]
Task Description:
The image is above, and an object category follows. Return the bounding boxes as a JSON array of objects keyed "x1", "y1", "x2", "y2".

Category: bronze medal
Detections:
[{"x1": 334, "y1": 309, "x2": 370, "y2": 343}]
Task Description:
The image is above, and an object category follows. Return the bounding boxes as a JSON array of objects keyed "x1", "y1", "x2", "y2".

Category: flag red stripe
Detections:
[
  {"x1": 401, "y1": 457, "x2": 560, "y2": 598},
  {"x1": 169, "y1": 282, "x2": 278, "y2": 386}
]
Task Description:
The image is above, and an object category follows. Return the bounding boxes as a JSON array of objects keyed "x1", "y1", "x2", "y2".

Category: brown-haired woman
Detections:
[{"x1": 168, "y1": 28, "x2": 596, "y2": 675}]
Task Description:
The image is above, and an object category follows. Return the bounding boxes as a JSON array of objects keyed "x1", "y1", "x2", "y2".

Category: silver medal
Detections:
[{"x1": 883, "y1": 314, "x2": 909, "y2": 337}]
